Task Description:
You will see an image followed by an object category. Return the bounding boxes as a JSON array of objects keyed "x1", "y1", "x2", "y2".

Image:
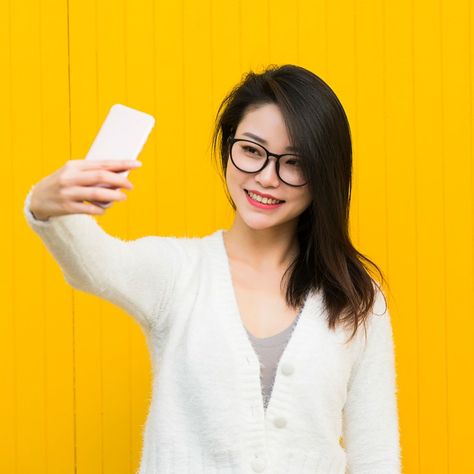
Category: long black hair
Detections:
[{"x1": 210, "y1": 64, "x2": 388, "y2": 344}]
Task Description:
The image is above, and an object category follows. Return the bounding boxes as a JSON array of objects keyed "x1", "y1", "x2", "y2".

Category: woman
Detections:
[{"x1": 25, "y1": 64, "x2": 401, "y2": 473}]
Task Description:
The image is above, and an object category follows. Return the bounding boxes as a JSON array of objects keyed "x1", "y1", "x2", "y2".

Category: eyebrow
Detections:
[{"x1": 241, "y1": 132, "x2": 298, "y2": 153}]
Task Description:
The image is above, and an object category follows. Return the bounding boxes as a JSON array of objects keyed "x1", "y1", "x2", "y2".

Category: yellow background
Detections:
[{"x1": 1, "y1": 0, "x2": 473, "y2": 473}]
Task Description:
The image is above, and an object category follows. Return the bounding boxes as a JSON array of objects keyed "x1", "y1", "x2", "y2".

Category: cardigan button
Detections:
[
  {"x1": 280, "y1": 362, "x2": 294, "y2": 375},
  {"x1": 251, "y1": 456, "x2": 266, "y2": 472},
  {"x1": 274, "y1": 416, "x2": 287, "y2": 428}
]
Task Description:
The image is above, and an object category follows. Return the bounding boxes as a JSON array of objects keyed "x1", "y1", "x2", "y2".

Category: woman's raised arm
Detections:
[{"x1": 24, "y1": 159, "x2": 181, "y2": 333}]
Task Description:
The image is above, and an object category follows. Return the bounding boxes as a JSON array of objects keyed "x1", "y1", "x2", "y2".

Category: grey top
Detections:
[{"x1": 245, "y1": 307, "x2": 303, "y2": 411}]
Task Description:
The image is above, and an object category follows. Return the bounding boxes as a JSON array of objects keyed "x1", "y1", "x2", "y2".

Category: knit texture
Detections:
[{"x1": 24, "y1": 186, "x2": 401, "y2": 474}]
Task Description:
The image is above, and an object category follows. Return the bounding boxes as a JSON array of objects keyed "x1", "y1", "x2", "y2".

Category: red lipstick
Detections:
[{"x1": 244, "y1": 189, "x2": 285, "y2": 210}]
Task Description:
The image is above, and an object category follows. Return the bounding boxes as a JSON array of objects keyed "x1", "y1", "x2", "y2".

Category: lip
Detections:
[
  {"x1": 245, "y1": 189, "x2": 285, "y2": 202},
  {"x1": 244, "y1": 189, "x2": 285, "y2": 209}
]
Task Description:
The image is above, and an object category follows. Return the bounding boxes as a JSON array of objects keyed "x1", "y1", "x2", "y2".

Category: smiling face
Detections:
[{"x1": 225, "y1": 102, "x2": 312, "y2": 233}]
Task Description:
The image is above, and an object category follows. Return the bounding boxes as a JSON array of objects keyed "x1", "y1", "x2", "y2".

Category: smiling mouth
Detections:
[{"x1": 244, "y1": 189, "x2": 286, "y2": 203}]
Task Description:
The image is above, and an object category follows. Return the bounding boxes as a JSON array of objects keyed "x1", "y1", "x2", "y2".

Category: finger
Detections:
[
  {"x1": 67, "y1": 201, "x2": 106, "y2": 215},
  {"x1": 68, "y1": 185, "x2": 127, "y2": 203},
  {"x1": 73, "y1": 169, "x2": 134, "y2": 190},
  {"x1": 76, "y1": 159, "x2": 142, "y2": 171}
]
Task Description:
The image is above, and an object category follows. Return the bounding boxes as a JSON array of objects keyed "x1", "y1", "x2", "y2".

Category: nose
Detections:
[{"x1": 255, "y1": 156, "x2": 281, "y2": 187}]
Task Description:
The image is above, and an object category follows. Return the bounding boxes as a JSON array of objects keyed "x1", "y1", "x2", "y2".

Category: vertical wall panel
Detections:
[
  {"x1": 98, "y1": 0, "x2": 130, "y2": 467},
  {"x1": 268, "y1": 0, "x2": 298, "y2": 65},
  {"x1": 210, "y1": 0, "x2": 242, "y2": 228},
  {"x1": 11, "y1": 0, "x2": 48, "y2": 471},
  {"x1": 68, "y1": 0, "x2": 103, "y2": 471},
  {"x1": 154, "y1": 0, "x2": 186, "y2": 235},
  {"x1": 441, "y1": 1, "x2": 474, "y2": 472},
  {"x1": 0, "y1": 0, "x2": 15, "y2": 471},
  {"x1": 3, "y1": 0, "x2": 473, "y2": 472},
  {"x1": 298, "y1": 0, "x2": 328, "y2": 77},
  {"x1": 413, "y1": 1, "x2": 448, "y2": 473},
  {"x1": 385, "y1": 1, "x2": 418, "y2": 473},
  {"x1": 182, "y1": 0, "x2": 214, "y2": 236},
  {"x1": 125, "y1": 1, "x2": 157, "y2": 469},
  {"x1": 326, "y1": 0, "x2": 359, "y2": 244},
  {"x1": 41, "y1": 1, "x2": 77, "y2": 472},
  {"x1": 356, "y1": 0, "x2": 387, "y2": 276},
  {"x1": 241, "y1": 0, "x2": 269, "y2": 70}
]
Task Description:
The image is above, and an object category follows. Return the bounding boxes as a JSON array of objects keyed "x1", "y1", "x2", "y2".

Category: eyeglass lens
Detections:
[{"x1": 231, "y1": 140, "x2": 306, "y2": 186}]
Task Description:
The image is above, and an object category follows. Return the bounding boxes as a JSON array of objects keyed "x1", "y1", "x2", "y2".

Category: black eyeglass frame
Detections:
[{"x1": 227, "y1": 136, "x2": 307, "y2": 187}]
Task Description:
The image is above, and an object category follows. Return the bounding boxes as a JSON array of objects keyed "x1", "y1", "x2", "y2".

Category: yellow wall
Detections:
[{"x1": 1, "y1": 0, "x2": 473, "y2": 472}]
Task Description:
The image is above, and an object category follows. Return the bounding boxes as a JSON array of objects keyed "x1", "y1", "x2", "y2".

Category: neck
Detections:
[{"x1": 223, "y1": 216, "x2": 299, "y2": 271}]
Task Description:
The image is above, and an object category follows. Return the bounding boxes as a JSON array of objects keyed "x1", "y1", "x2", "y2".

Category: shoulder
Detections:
[
  {"x1": 373, "y1": 281, "x2": 388, "y2": 311},
  {"x1": 363, "y1": 282, "x2": 394, "y2": 348},
  {"x1": 146, "y1": 229, "x2": 221, "y2": 266},
  {"x1": 168, "y1": 229, "x2": 220, "y2": 253}
]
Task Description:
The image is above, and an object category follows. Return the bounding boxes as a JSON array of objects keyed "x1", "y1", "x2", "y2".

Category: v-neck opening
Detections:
[
  {"x1": 217, "y1": 228, "x2": 308, "y2": 342},
  {"x1": 215, "y1": 228, "x2": 312, "y2": 415}
]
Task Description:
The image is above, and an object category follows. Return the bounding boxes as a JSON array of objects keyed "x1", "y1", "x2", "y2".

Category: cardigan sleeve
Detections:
[
  {"x1": 342, "y1": 289, "x2": 401, "y2": 474},
  {"x1": 23, "y1": 185, "x2": 182, "y2": 333}
]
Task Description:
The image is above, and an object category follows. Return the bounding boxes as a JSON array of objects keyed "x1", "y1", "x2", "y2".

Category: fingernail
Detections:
[{"x1": 131, "y1": 161, "x2": 142, "y2": 167}]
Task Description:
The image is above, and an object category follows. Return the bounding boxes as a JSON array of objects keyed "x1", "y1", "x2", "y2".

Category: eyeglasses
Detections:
[{"x1": 227, "y1": 136, "x2": 307, "y2": 187}]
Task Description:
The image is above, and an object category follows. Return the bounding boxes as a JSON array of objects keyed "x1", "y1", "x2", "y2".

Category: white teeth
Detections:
[{"x1": 247, "y1": 191, "x2": 283, "y2": 205}]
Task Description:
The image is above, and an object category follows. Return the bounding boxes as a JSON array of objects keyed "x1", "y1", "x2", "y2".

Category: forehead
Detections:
[
  {"x1": 236, "y1": 103, "x2": 297, "y2": 152},
  {"x1": 237, "y1": 104, "x2": 289, "y2": 139}
]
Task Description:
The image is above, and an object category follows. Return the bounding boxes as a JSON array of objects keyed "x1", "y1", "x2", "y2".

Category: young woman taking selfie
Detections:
[{"x1": 25, "y1": 64, "x2": 401, "y2": 474}]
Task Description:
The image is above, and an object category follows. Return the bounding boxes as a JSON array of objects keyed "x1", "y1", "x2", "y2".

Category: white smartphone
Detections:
[{"x1": 84, "y1": 103, "x2": 155, "y2": 208}]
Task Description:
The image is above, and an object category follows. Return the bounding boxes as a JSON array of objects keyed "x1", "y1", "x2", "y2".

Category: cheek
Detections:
[
  {"x1": 226, "y1": 162, "x2": 244, "y2": 187},
  {"x1": 225, "y1": 168, "x2": 243, "y2": 200},
  {"x1": 290, "y1": 188, "x2": 311, "y2": 204}
]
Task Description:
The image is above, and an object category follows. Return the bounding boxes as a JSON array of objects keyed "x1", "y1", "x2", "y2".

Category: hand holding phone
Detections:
[
  {"x1": 84, "y1": 103, "x2": 155, "y2": 208},
  {"x1": 29, "y1": 159, "x2": 142, "y2": 222}
]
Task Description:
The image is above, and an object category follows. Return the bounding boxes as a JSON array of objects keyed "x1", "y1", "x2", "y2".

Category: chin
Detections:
[{"x1": 238, "y1": 211, "x2": 298, "y2": 231}]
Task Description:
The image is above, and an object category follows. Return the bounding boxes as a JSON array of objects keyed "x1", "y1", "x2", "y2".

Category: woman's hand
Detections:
[{"x1": 29, "y1": 159, "x2": 142, "y2": 221}]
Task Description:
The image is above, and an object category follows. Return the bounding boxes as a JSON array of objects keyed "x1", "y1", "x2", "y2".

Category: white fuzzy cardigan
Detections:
[{"x1": 24, "y1": 188, "x2": 401, "y2": 474}]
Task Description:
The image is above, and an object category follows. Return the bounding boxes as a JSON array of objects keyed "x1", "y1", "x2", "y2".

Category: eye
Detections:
[{"x1": 243, "y1": 145, "x2": 261, "y2": 155}]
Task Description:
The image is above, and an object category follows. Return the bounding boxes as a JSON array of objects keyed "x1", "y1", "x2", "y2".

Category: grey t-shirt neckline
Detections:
[
  {"x1": 245, "y1": 306, "x2": 304, "y2": 410},
  {"x1": 245, "y1": 311, "x2": 301, "y2": 348}
]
